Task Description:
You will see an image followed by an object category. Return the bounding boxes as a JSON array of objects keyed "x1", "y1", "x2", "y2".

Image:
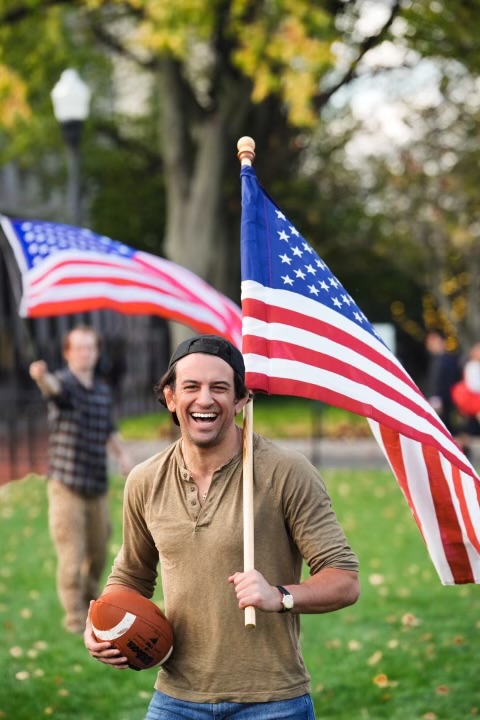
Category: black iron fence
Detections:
[
  {"x1": 0, "y1": 312, "x2": 171, "y2": 484},
  {"x1": 0, "y1": 396, "x2": 48, "y2": 483},
  {"x1": 0, "y1": 382, "x2": 167, "y2": 485}
]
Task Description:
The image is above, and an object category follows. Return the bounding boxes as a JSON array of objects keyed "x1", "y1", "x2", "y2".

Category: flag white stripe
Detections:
[{"x1": 0, "y1": 216, "x2": 29, "y2": 273}]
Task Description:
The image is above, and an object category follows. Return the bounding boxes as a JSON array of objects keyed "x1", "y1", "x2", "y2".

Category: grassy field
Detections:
[
  {"x1": 1, "y1": 465, "x2": 479, "y2": 720},
  {"x1": 118, "y1": 397, "x2": 371, "y2": 441}
]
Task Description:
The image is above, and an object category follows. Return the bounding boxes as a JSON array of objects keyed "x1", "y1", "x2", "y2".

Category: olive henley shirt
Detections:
[{"x1": 107, "y1": 433, "x2": 358, "y2": 703}]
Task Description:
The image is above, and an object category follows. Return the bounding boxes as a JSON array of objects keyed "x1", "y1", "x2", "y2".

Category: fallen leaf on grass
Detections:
[{"x1": 367, "y1": 650, "x2": 383, "y2": 665}]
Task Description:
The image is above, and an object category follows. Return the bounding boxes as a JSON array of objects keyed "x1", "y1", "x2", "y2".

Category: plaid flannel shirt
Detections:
[{"x1": 47, "y1": 368, "x2": 116, "y2": 496}]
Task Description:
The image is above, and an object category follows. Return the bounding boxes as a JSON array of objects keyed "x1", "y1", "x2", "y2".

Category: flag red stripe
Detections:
[
  {"x1": 26, "y1": 299, "x2": 235, "y2": 337},
  {"x1": 377, "y1": 425, "x2": 427, "y2": 542},
  {"x1": 450, "y1": 465, "x2": 480, "y2": 554},
  {"x1": 421, "y1": 444, "x2": 475, "y2": 583}
]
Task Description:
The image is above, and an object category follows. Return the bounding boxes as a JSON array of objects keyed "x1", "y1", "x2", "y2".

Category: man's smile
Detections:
[{"x1": 190, "y1": 412, "x2": 218, "y2": 423}]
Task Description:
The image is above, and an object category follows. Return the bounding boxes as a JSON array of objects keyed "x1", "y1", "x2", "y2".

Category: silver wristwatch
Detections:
[{"x1": 276, "y1": 585, "x2": 294, "y2": 612}]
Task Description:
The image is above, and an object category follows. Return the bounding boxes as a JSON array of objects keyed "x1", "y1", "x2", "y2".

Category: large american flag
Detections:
[
  {"x1": 240, "y1": 164, "x2": 480, "y2": 585},
  {"x1": 1, "y1": 215, "x2": 242, "y2": 348}
]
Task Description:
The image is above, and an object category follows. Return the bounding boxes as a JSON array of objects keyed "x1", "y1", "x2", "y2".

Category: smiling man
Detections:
[{"x1": 84, "y1": 334, "x2": 360, "y2": 720}]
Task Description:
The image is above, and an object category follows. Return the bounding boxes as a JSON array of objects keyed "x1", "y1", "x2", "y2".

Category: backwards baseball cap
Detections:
[{"x1": 168, "y1": 334, "x2": 245, "y2": 381}]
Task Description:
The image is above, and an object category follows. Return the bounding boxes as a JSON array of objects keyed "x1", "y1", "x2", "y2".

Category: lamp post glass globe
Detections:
[{"x1": 51, "y1": 69, "x2": 91, "y2": 124}]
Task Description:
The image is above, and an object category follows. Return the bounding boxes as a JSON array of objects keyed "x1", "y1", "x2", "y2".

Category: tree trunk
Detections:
[{"x1": 157, "y1": 58, "x2": 252, "y2": 345}]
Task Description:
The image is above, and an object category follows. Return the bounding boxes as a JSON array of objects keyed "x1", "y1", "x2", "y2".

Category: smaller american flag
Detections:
[
  {"x1": 240, "y1": 164, "x2": 480, "y2": 585},
  {"x1": 1, "y1": 215, "x2": 242, "y2": 348}
]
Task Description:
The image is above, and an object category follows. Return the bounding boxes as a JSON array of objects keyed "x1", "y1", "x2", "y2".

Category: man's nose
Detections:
[{"x1": 197, "y1": 386, "x2": 214, "y2": 405}]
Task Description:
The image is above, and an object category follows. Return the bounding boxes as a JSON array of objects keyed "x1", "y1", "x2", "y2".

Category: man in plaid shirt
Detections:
[{"x1": 30, "y1": 325, "x2": 132, "y2": 633}]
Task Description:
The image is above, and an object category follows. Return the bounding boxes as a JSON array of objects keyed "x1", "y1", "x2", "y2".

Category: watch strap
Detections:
[{"x1": 276, "y1": 585, "x2": 293, "y2": 612}]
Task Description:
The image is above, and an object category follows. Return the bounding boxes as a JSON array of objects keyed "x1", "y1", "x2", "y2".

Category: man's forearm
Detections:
[{"x1": 34, "y1": 373, "x2": 61, "y2": 396}]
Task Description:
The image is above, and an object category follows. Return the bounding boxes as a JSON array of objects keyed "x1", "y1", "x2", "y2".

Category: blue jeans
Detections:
[{"x1": 144, "y1": 691, "x2": 316, "y2": 719}]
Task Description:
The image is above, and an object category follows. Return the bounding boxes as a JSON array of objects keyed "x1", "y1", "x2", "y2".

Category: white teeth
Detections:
[{"x1": 192, "y1": 413, "x2": 216, "y2": 419}]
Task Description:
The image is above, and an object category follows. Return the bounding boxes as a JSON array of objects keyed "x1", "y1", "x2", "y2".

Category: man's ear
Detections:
[
  {"x1": 234, "y1": 394, "x2": 250, "y2": 416},
  {"x1": 163, "y1": 385, "x2": 176, "y2": 413}
]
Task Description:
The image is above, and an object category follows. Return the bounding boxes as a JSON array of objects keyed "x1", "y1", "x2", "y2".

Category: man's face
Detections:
[
  {"x1": 164, "y1": 353, "x2": 246, "y2": 449},
  {"x1": 426, "y1": 333, "x2": 444, "y2": 355},
  {"x1": 64, "y1": 330, "x2": 99, "y2": 374}
]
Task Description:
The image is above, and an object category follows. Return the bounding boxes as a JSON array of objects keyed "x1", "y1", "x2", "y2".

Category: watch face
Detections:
[{"x1": 283, "y1": 594, "x2": 294, "y2": 610}]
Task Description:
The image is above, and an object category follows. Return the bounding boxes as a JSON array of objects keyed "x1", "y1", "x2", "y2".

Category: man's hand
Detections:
[
  {"x1": 84, "y1": 601, "x2": 130, "y2": 669},
  {"x1": 29, "y1": 360, "x2": 48, "y2": 381},
  {"x1": 29, "y1": 360, "x2": 61, "y2": 394},
  {"x1": 118, "y1": 448, "x2": 135, "y2": 477},
  {"x1": 107, "y1": 434, "x2": 135, "y2": 478},
  {"x1": 228, "y1": 570, "x2": 282, "y2": 612}
]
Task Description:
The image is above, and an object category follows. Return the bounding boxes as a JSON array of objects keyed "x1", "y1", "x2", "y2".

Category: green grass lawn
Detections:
[
  {"x1": 118, "y1": 397, "x2": 370, "y2": 441},
  {"x1": 1, "y1": 468, "x2": 479, "y2": 720}
]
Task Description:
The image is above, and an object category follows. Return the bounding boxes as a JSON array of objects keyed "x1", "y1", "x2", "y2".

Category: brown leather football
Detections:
[{"x1": 91, "y1": 589, "x2": 174, "y2": 671}]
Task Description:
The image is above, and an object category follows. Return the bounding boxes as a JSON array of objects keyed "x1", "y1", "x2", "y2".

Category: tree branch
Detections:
[
  {"x1": 89, "y1": 21, "x2": 160, "y2": 71},
  {"x1": 315, "y1": 0, "x2": 403, "y2": 109},
  {"x1": 94, "y1": 120, "x2": 163, "y2": 172}
]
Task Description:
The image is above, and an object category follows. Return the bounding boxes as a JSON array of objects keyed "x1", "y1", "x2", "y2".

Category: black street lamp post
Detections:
[{"x1": 51, "y1": 69, "x2": 91, "y2": 227}]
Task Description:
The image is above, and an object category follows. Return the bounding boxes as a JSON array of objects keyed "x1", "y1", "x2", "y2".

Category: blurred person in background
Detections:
[
  {"x1": 29, "y1": 325, "x2": 133, "y2": 634},
  {"x1": 451, "y1": 341, "x2": 480, "y2": 460},
  {"x1": 424, "y1": 330, "x2": 462, "y2": 437}
]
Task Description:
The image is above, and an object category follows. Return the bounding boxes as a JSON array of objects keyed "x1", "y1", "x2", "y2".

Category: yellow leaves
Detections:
[
  {"x1": 401, "y1": 612, "x2": 421, "y2": 627},
  {"x1": 282, "y1": 70, "x2": 319, "y2": 127},
  {"x1": 0, "y1": 65, "x2": 31, "y2": 130},
  {"x1": 15, "y1": 670, "x2": 30, "y2": 680},
  {"x1": 232, "y1": 8, "x2": 335, "y2": 127},
  {"x1": 76, "y1": 0, "x2": 337, "y2": 128},
  {"x1": 348, "y1": 639, "x2": 362, "y2": 651},
  {"x1": 133, "y1": 0, "x2": 216, "y2": 58},
  {"x1": 82, "y1": 0, "x2": 143, "y2": 9},
  {"x1": 368, "y1": 573, "x2": 385, "y2": 586},
  {"x1": 373, "y1": 672, "x2": 389, "y2": 687},
  {"x1": 367, "y1": 650, "x2": 383, "y2": 665}
]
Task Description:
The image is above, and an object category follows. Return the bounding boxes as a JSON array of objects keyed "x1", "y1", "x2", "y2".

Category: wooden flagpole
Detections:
[{"x1": 237, "y1": 136, "x2": 256, "y2": 629}]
